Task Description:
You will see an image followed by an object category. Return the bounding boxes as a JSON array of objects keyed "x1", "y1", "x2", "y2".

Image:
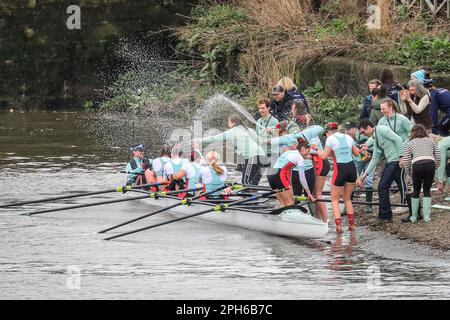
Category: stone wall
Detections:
[
  {"x1": 295, "y1": 57, "x2": 450, "y2": 98},
  {"x1": 0, "y1": 0, "x2": 195, "y2": 110}
]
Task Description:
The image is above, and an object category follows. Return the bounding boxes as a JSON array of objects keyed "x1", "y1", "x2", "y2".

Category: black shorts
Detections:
[
  {"x1": 291, "y1": 168, "x2": 316, "y2": 196},
  {"x1": 331, "y1": 161, "x2": 357, "y2": 187},
  {"x1": 268, "y1": 168, "x2": 291, "y2": 190},
  {"x1": 312, "y1": 154, "x2": 330, "y2": 177}
]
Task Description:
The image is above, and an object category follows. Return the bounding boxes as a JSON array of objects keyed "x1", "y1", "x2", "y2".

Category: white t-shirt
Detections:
[
  {"x1": 198, "y1": 165, "x2": 228, "y2": 184},
  {"x1": 163, "y1": 158, "x2": 188, "y2": 178},
  {"x1": 325, "y1": 133, "x2": 354, "y2": 151},
  {"x1": 152, "y1": 156, "x2": 170, "y2": 175}
]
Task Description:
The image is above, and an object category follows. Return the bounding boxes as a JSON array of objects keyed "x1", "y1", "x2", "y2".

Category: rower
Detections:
[
  {"x1": 436, "y1": 135, "x2": 450, "y2": 193},
  {"x1": 312, "y1": 123, "x2": 359, "y2": 233},
  {"x1": 198, "y1": 151, "x2": 229, "y2": 198},
  {"x1": 267, "y1": 138, "x2": 315, "y2": 208},
  {"x1": 163, "y1": 144, "x2": 188, "y2": 191},
  {"x1": 168, "y1": 149, "x2": 205, "y2": 196},
  {"x1": 125, "y1": 143, "x2": 156, "y2": 188},
  {"x1": 152, "y1": 145, "x2": 172, "y2": 190}
]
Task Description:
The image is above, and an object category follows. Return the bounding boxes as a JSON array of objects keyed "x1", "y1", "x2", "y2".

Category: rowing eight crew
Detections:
[{"x1": 126, "y1": 144, "x2": 230, "y2": 198}]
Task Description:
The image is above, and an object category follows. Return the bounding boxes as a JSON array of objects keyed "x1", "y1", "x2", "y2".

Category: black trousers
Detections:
[
  {"x1": 412, "y1": 160, "x2": 435, "y2": 198},
  {"x1": 291, "y1": 168, "x2": 316, "y2": 196},
  {"x1": 242, "y1": 156, "x2": 266, "y2": 186},
  {"x1": 378, "y1": 161, "x2": 406, "y2": 220}
]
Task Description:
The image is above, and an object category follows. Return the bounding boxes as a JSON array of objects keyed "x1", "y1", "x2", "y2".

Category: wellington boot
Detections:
[
  {"x1": 410, "y1": 197, "x2": 420, "y2": 223},
  {"x1": 365, "y1": 189, "x2": 373, "y2": 213},
  {"x1": 422, "y1": 197, "x2": 432, "y2": 223}
]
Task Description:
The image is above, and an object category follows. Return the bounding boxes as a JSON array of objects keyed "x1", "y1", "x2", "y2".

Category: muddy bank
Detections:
[{"x1": 354, "y1": 183, "x2": 450, "y2": 251}]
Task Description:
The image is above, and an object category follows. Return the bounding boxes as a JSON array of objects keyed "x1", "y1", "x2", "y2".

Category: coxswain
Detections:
[
  {"x1": 312, "y1": 123, "x2": 359, "y2": 233},
  {"x1": 267, "y1": 138, "x2": 315, "y2": 208},
  {"x1": 125, "y1": 143, "x2": 156, "y2": 188}
]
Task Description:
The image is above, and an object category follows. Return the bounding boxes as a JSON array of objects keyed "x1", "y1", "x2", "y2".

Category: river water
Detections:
[{"x1": 1, "y1": 111, "x2": 450, "y2": 300}]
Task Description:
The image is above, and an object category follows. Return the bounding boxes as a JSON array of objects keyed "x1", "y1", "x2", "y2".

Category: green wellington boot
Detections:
[
  {"x1": 422, "y1": 197, "x2": 432, "y2": 223},
  {"x1": 410, "y1": 197, "x2": 421, "y2": 223}
]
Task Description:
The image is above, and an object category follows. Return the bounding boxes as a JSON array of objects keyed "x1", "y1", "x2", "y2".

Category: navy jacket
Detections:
[
  {"x1": 431, "y1": 88, "x2": 450, "y2": 126},
  {"x1": 287, "y1": 89, "x2": 309, "y2": 113},
  {"x1": 360, "y1": 95, "x2": 372, "y2": 120}
]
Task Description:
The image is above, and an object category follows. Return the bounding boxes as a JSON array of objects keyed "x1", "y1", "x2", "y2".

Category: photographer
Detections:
[
  {"x1": 399, "y1": 79, "x2": 433, "y2": 132},
  {"x1": 277, "y1": 77, "x2": 309, "y2": 113},
  {"x1": 428, "y1": 81, "x2": 450, "y2": 136}
]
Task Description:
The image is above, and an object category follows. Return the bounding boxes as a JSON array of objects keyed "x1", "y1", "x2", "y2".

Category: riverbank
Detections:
[{"x1": 355, "y1": 184, "x2": 450, "y2": 251}]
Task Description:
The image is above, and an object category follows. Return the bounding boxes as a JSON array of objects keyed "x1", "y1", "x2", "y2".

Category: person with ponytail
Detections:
[
  {"x1": 198, "y1": 151, "x2": 228, "y2": 197},
  {"x1": 193, "y1": 114, "x2": 266, "y2": 186}
]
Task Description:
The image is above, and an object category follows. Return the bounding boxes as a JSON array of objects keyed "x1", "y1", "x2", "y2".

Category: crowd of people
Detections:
[{"x1": 125, "y1": 69, "x2": 450, "y2": 234}]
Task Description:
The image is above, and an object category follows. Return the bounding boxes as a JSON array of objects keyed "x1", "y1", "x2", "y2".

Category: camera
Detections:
[{"x1": 394, "y1": 82, "x2": 409, "y2": 90}]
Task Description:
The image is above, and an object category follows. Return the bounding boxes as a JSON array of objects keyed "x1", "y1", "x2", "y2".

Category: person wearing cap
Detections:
[
  {"x1": 411, "y1": 69, "x2": 427, "y2": 84},
  {"x1": 312, "y1": 122, "x2": 359, "y2": 233},
  {"x1": 270, "y1": 85, "x2": 295, "y2": 122},
  {"x1": 267, "y1": 138, "x2": 316, "y2": 208},
  {"x1": 357, "y1": 119, "x2": 405, "y2": 222},
  {"x1": 126, "y1": 144, "x2": 155, "y2": 187},
  {"x1": 345, "y1": 121, "x2": 374, "y2": 213},
  {"x1": 429, "y1": 81, "x2": 450, "y2": 136}
]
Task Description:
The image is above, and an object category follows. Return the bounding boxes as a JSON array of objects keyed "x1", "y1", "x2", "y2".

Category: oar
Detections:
[
  {"x1": 104, "y1": 189, "x2": 284, "y2": 241},
  {"x1": 0, "y1": 183, "x2": 159, "y2": 209},
  {"x1": 98, "y1": 184, "x2": 233, "y2": 234},
  {"x1": 23, "y1": 187, "x2": 201, "y2": 216},
  {"x1": 316, "y1": 199, "x2": 408, "y2": 207}
]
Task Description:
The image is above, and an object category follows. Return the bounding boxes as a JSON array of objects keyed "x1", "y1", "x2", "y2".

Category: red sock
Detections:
[
  {"x1": 347, "y1": 214, "x2": 355, "y2": 225},
  {"x1": 335, "y1": 218, "x2": 342, "y2": 227}
]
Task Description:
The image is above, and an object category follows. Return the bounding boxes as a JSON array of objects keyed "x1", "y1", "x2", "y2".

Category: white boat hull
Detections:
[{"x1": 142, "y1": 197, "x2": 329, "y2": 239}]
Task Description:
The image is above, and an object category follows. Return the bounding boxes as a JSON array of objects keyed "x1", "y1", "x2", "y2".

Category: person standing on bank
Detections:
[
  {"x1": 193, "y1": 114, "x2": 266, "y2": 186},
  {"x1": 255, "y1": 98, "x2": 279, "y2": 161},
  {"x1": 357, "y1": 120, "x2": 405, "y2": 222},
  {"x1": 399, "y1": 79, "x2": 433, "y2": 133},
  {"x1": 436, "y1": 135, "x2": 450, "y2": 193},
  {"x1": 428, "y1": 81, "x2": 450, "y2": 136},
  {"x1": 270, "y1": 85, "x2": 295, "y2": 122},
  {"x1": 277, "y1": 77, "x2": 309, "y2": 113},
  {"x1": 403, "y1": 125, "x2": 440, "y2": 223},
  {"x1": 360, "y1": 79, "x2": 382, "y2": 120}
]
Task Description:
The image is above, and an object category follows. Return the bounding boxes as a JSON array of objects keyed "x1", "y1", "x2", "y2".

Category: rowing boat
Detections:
[{"x1": 141, "y1": 196, "x2": 329, "y2": 239}]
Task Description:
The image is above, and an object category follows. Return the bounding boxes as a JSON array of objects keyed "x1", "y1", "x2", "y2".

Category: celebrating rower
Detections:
[
  {"x1": 312, "y1": 123, "x2": 359, "y2": 233},
  {"x1": 268, "y1": 138, "x2": 316, "y2": 208},
  {"x1": 125, "y1": 143, "x2": 155, "y2": 188},
  {"x1": 163, "y1": 144, "x2": 188, "y2": 191},
  {"x1": 193, "y1": 114, "x2": 266, "y2": 186},
  {"x1": 152, "y1": 145, "x2": 172, "y2": 189},
  {"x1": 168, "y1": 149, "x2": 205, "y2": 195},
  {"x1": 198, "y1": 151, "x2": 229, "y2": 197}
]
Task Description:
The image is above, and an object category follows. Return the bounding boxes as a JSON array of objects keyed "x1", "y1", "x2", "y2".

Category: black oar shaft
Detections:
[
  {"x1": 105, "y1": 190, "x2": 279, "y2": 241},
  {"x1": 25, "y1": 187, "x2": 199, "y2": 216},
  {"x1": 0, "y1": 183, "x2": 157, "y2": 209},
  {"x1": 99, "y1": 185, "x2": 232, "y2": 233}
]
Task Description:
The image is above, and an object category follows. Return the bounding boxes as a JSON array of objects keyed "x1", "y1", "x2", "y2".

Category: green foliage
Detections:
[
  {"x1": 304, "y1": 81, "x2": 360, "y2": 124},
  {"x1": 384, "y1": 34, "x2": 450, "y2": 72},
  {"x1": 83, "y1": 100, "x2": 94, "y2": 111}
]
